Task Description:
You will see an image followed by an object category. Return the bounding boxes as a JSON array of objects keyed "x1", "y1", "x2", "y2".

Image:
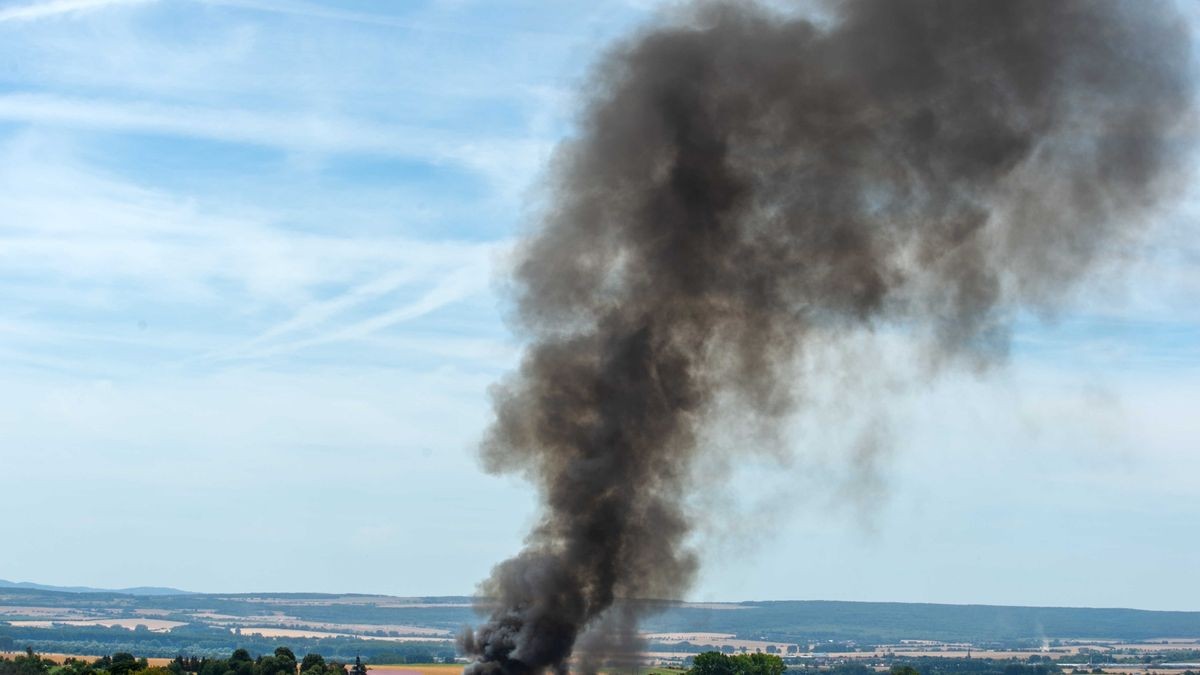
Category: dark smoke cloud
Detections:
[{"x1": 459, "y1": 1, "x2": 1193, "y2": 673}]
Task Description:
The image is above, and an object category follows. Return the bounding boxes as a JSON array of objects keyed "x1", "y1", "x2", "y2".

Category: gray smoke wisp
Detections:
[{"x1": 459, "y1": 1, "x2": 1193, "y2": 673}]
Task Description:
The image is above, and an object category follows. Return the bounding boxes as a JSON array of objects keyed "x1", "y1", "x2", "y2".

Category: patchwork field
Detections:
[
  {"x1": 366, "y1": 666, "x2": 464, "y2": 675},
  {"x1": 3, "y1": 587, "x2": 1198, "y2": 669},
  {"x1": 8, "y1": 619, "x2": 187, "y2": 632},
  {"x1": 3, "y1": 653, "x2": 175, "y2": 668},
  {"x1": 236, "y1": 627, "x2": 453, "y2": 643}
]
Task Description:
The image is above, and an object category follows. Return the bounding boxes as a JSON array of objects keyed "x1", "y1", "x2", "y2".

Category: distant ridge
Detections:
[
  {"x1": 0, "y1": 578, "x2": 193, "y2": 596},
  {"x1": 0, "y1": 585, "x2": 1197, "y2": 649}
]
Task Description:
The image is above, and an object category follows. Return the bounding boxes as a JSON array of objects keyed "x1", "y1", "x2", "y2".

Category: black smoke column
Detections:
[{"x1": 460, "y1": 2, "x2": 1193, "y2": 673}]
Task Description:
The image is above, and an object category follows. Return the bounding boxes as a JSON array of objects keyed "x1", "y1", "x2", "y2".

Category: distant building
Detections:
[{"x1": 350, "y1": 656, "x2": 367, "y2": 675}]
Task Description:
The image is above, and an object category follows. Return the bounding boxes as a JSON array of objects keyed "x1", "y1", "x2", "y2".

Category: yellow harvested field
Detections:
[
  {"x1": 237, "y1": 628, "x2": 451, "y2": 643},
  {"x1": 237, "y1": 627, "x2": 351, "y2": 639},
  {"x1": 359, "y1": 637, "x2": 454, "y2": 644},
  {"x1": 7, "y1": 619, "x2": 186, "y2": 632},
  {"x1": 644, "y1": 633, "x2": 735, "y2": 642},
  {"x1": 1117, "y1": 642, "x2": 1200, "y2": 651},
  {"x1": 7, "y1": 654, "x2": 172, "y2": 668},
  {"x1": 306, "y1": 623, "x2": 449, "y2": 637},
  {"x1": 235, "y1": 597, "x2": 471, "y2": 609},
  {"x1": 233, "y1": 621, "x2": 449, "y2": 637},
  {"x1": 367, "y1": 665, "x2": 464, "y2": 675},
  {"x1": 643, "y1": 651, "x2": 707, "y2": 660},
  {"x1": 645, "y1": 636, "x2": 790, "y2": 652},
  {"x1": 0, "y1": 607, "x2": 91, "y2": 619},
  {"x1": 847, "y1": 650, "x2": 1055, "y2": 659},
  {"x1": 192, "y1": 611, "x2": 248, "y2": 620}
]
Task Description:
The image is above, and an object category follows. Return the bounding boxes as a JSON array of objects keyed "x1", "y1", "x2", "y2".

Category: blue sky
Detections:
[{"x1": 1, "y1": 0, "x2": 1198, "y2": 611}]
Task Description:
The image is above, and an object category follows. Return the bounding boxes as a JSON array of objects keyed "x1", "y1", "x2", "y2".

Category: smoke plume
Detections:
[{"x1": 459, "y1": 1, "x2": 1193, "y2": 673}]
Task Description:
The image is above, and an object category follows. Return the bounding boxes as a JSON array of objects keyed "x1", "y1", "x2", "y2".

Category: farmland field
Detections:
[
  {"x1": 367, "y1": 665, "x2": 463, "y2": 675},
  {"x1": 3, "y1": 586, "x2": 1199, "y2": 667}
]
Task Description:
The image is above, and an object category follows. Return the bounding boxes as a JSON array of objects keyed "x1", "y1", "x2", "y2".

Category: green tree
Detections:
[
  {"x1": 742, "y1": 653, "x2": 785, "y2": 675},
  {"x1": 691, "y1": 652, "x2": 735, "y2": 675},
  {"x1": 108, "y1": 653, "x2": 145, "y2": 675},
  {"x1": 258, "y1": 656, "x2": 284, "y2": 675},
  {"x1": 7, "y1": 648, "x2": 51, "y2": 675},
  {"x1": 299, "y1": 655, "x2": 325, "y2": 675},
  {"x1": 58, "y1": 657, "x2": 98, "y2": 675},
  {"x1": 690, "y1": 651, "x2": 785, "y2": 675},
  {"x1": 198, "y1": 658, "x2": 228, "y2": 675}
]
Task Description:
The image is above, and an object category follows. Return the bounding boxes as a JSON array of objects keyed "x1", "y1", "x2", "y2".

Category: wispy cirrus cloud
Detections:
[
  {"x1": 0, "y1": 0, "x2": 641, "y2": 599},
  {"x1": 197, "y1": 0, "x2": 579, "y2": 40},
  {"x1": 0, "y1": 0, "x2": 153, "y2": 22},
  {"x1": 196, "y1": 0, "x2": 482, "y2": 34},
  {"x1": 0, "y1": 132, "x2": 506, "y2": 376},
  {"x1": 209, "y1": 266, "x2": 493, "y2": 363},
  {"x1": 0, "y1": 93, "x2": 553, "y2": 191},
  {"x1": 0, "y1": 0, "x2": 1195, "y2": 610}
]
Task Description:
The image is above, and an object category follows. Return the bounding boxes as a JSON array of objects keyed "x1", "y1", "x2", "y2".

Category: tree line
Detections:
[
  {"x1": 689, "y1": 651, "x2": 786, "y2": 675},
  {"x1": 0, "y1": 648, "x2": 356, "y2": 675},
  {"x1": 166, "y1": 647, "x2": 350, "y2": 675},
  {"x1": 0, "y1": 625, "x2": 454, "y2": 662}
]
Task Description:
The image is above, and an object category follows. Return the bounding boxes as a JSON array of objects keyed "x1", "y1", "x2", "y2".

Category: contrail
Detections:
[{"x1": 460, "y1": 2, "x2": 1194, "y2": 674}]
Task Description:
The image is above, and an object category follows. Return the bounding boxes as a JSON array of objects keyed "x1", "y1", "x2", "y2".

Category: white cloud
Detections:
[
  {"x1": 0, "y1": 0, "x2": 152, "y2": 23},
  {"x1": 195, "y1": 0, "x2": 454, "y2": 33},
  {"x1": 0, "y1": 134, "x2": 475, "y2": 284},
  {"x1": 197, "y1": 0, "x2": 579, "y2": 40},
  {"x1": 0, "y1": 132, "x2": 508, "y2": 379},
  {"x1": 0, "y1": 0, "x2": 1195, "y2": 606},
  {"x1": 0, "y1": 93, "x2": 554, "y2": 193},
  {"x1": 233, "y1": 269, "x2": 488, "y2": 357}
]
